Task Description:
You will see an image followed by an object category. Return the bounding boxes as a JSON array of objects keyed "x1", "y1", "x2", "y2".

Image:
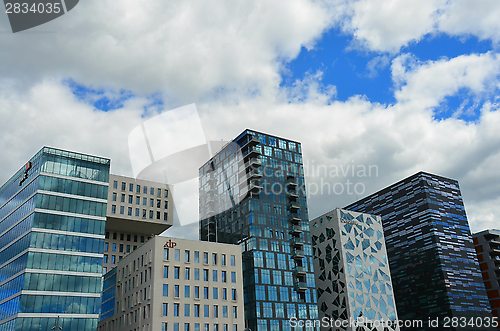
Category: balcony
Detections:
[
  {"x1": 289, "y1": 216, "x2": 302, "y2": 225},
  {"x1": 289, "y1": 201, "x2": 300, "y2": 211},
  {"x1": 289, "y1": 225, "x2": 303, "y2": 236},
  {"x1": 239, "y1": 136, "x2": 260, "y2": 149},
  {"x1": 293, "y1": 266, "x2": 306, "y2": 275},
  {"x1": 290, "y1": 237, "x2": 304, "y2": 248},
  {"x1": 242, "y1": 146, "x2": 261, "y2": 159},
  {"x1": 248, "y1": 181, "x2": 263, "y2": 193},
  {"x1": 294, "y1": 282, "x2": 307, "y2": 292},
  {"x1": 240, "y1": 169, "x2": 263, "y2": 183},
  {"x1": 292, "y1": 248, "x2": 305, "y2": 259}
]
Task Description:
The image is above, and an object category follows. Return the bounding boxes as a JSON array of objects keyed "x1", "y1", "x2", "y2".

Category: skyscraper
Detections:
[
  {"x1": 345, "y1": 171, "x2": 491, "y2": 330},
  {"x1": 199, "y1": 129, "x2": 318, "y2": 331},
  {"x1": 310, "y1": 208, "x2": 399, "y2": 331},
  {"x1": 0, "y1": 147, "x2": 110, "y2": 331},
  {"x1": 472, "y1": 229, "x2": 500, "y2": 319}
]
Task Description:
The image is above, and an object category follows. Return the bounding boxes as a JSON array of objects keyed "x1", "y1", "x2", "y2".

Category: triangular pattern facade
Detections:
[{"x1": 311, "y1": 209, "x2": 399, "y2": 331}]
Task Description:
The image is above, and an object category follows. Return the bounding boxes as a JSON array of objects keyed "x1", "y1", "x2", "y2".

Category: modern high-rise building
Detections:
[
  {"x1": 199, "y1": 129, "x2": 318, "y2": 331},
  {"x1": 345, "y1": 171, "x2": 492, "y2": 330},
  {"x1": 310, "y1": 208, "x2": 399, "y2": 331},
  {"x1": 98, "y1": 236, "x2": 245, "y2": 331},
  {"x1": 0, "y1": 147, "x2": 110, "y2": 331},
  {"x1": 472, "y1": 229, "x2": 500, "y2": 319},
  {"x1": 103, "y1": 174, "x2": 173, "y2": 273}
]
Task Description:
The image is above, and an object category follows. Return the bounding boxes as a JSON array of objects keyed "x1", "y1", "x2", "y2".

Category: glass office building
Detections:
[
  {"x1": 345, "y1": 172, "x2": 491, "y2": 330},
  {"x1": 199, "y1": 130, "x2": 318, "y2": 331},
  {"x1": 0, "y1": 147, "x2": 109, "y2": 331}
]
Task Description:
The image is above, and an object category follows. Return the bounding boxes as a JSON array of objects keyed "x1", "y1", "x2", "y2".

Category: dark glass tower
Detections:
[
  {"x1": 0, "y1": 147, "x2": 109, "y2": 331},
  {"x1": 345, "y1": 172, "x2": 492, "y2": 330},
  {"x1": 199, "y1": 129, "x2": 318, "y2": 331}
]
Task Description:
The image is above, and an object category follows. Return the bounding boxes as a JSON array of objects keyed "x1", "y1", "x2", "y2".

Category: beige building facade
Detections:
[
  {"x1": 103, "y1": 174, "x2": 174, "y2": 273},
  {"x1": 98, "y1": 236, "x2": 245, "y2": 331}
]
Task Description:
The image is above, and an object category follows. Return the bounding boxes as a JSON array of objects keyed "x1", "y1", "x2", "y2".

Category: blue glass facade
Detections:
[
  {"x1": 0, "y1": 147, "x2": 109, "y2": 331},
  {"x1": 199, "y1": 130, "x2": 318, "y2": 331},
  {"x1": 345, "y1": 172, "x2": 491, "y2": 330}
]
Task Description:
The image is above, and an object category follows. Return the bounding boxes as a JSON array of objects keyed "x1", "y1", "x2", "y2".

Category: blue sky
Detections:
[{"x1": 282, "y1": 30, "x2": 494, "y2": 122}]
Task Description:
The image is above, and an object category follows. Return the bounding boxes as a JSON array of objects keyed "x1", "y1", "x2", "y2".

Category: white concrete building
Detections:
[
  {"x1": 98, "y1": 236, "x2": 245, "y2": 331},
  {"x1": 103, "y1": 175, "x2": 174, "y2": 273},
  {"x1": 310, "y1": 209, "x2": 399, "y2": 331}
]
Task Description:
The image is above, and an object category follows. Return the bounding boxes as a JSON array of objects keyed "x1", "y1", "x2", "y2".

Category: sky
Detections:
[{"x1": 1, "y1": 0, "x2": 500, "y2": 240}]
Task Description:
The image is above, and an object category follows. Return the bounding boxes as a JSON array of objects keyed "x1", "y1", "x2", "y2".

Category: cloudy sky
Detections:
[{"x1": 1, "y1": 0, "x2": 499, "y2": 239}]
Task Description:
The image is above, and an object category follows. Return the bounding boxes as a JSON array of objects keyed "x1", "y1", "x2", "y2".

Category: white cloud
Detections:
[{"x1": 1, "y1": 0, "x2": 500, "y2": 241}]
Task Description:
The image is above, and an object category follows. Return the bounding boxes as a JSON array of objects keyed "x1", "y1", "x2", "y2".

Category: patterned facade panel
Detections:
[{"x1": 312, "y1": 208, "x2": 399, "y2": 331}]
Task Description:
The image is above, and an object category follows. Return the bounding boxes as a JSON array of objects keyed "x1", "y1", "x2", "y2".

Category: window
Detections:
[
  {"x1": 223, "y1": 306, "x2": 228, "y2": 318},
  {"x1": 164, "y1": 189, "x2": 169, "y2": 198},
  {"x1": 204, "y1": 269, "x2": 209, "y2": 281},
  {"x1": 113, "y1": 180, "x2": 117, "y2": 189},
  {"x1": 143, "y1": 197, "x2": 147, "y2": 206},
  {"x1": 163, "y1": 284, "x2": 168, "y2": 296},
  {"x1": 111, "y1": 205, "x2": 116, "y2": 214},
  {"x1": 185, "y1": 267, "x2": 190, "y2": 280},
  {"x1": 158, "y1": 188, "x2": 162, "y2": 197},
  {"x1": 129, "y1": 183, "x2": 133, "y2": 191},
  {"x1": 164, "y1": 248, "x2": 169, "y2": 260},
  {"x1": 174, "y1": 303, "x2": 179, "y2": 316},
  {"x1": 111, "y1": 255, "x2": 116, "y2": 264},
  {"x1": 212, "y1": 253, "x2": 217, "y2": 265},
  {"x1": 204, "y1": 305, "x2": 209, "y2": 317},
  {"x1": 119, "y1": 206, "x2": 124, "y2": 214},
  {"x1": 164, "y1": 212, "x2": 168, "y2": 221},
  {"x1": 194, "y1": 268, "x2": 200, "y2": 280},
  {"x1": 213, "y1": 270, "x2": 217, "y2": 282},
  {"x1": 222, "y1": 288, "x2": 227, "y2": 300},
  {"x1": 112, "y1": 193, "x2": 117, "y2": 201},
  {"x1": 136, "y1": 185, "x2": 141, "y2": 193},
  {"x1": 128, "y1": 207, "x2": 132, "y2": 216},
  {"x1": 136, "y1": 196, "x2": 140, "y2": 205},
  {"x1": 174, "y1": 285, "x2": 180, "y2": 298},
  {"x1": 194, "y1": 251, "x2": 200, "y2": 263},
  {"x1": 195, "y1": 286, "x2": 200, "y2": 299},
  {"x1": 231, "y1": 255, "x2": 236, "y2": 266},
  {"x1": 112, "y1": 243, "x2": 116, "y2": 252},
  {"x1": 185, "y1": 323, "x2": 190, "y2": 331},
  {"x1": 104, "y1": 242, "x2": 109, "y2": 251},
  {"x1": 135, "y1": 208, "x2": 139, "y2": 216},
  {"x1": 185, "y1": 250, "x2": 190, "y2": 262},
  {"x1": 128, "y1": 195, "x2": 133, "y2": 203},
  {"x1": 163, "y1": 303, "x2": 168, "y2": 316},
  {"x1": 143, "y1": 186, "x2": 148, "y2": 194},
  {"x1": 149, "y1": 210, "x2": 153, "y2": 219},
  {"x1": 157, "y1": 199, "x2": 161, "y2": 208},
  {"x1": 150, "y1": 199, "x2": 154, "y2": 207},
  {"x1": 231, "y1": 272, "x2": 236, "y2": 283},
  {"x1": 175, "y1": 267, "x2": 180, "y2": 279},
  {"x1": 222, "y1": 254, "x2": 226, "y2": 266},
  {"x1": 213, "y1": 305, "x2": 218, "y2": 318},
  {"x1": 204, "y1": 287, "x2": 209, "y2": 299},
  {"x1": 232, "y1": 289, "x2": 237, "y2": 301},
  {"x1": 194, "y1": 304, "x2": 200, "y2": 317},
  {"x1": 157, "y1": 211, "x2": 161, "y2": 219},
  {"x1": 232, "y1": 307, "x2": 237, "y2": 318},
  {"x1": 150, "y1": 187, "x2": 154, "y2": 195},
  {"x1": 104, "y1": 255, "x2": 108, "y2": 263},
  {"x1": 213, "y1": 287, "x2": 218, "y2": 300},
  {"x1": 165, "y1": 200, "x2": 169, "y2": 209},
  {"x1": 121, "y1": 182, "x2": 126, "y2": 190},
  {"x1": 175, "y1": 249, "x2": 180, "y2": 261},
  {"x1": 221, "y1": 271, "x2": 226, "y2": 283},
  {"x1": 142, "y1": 209, "x2": 146, "y2": 218},
  {"x1": 127, "y1": 245, "x2": 131, "y2": 253},
  {"x1": 203, "y1": 252, "x2": 208, "y2": 264},
  {"x1": 121, "y1": 194, "x2": 125, "y2": 202},
  {"x1": 185, "y1": 285, "x2": 190, "y2": 298}
]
